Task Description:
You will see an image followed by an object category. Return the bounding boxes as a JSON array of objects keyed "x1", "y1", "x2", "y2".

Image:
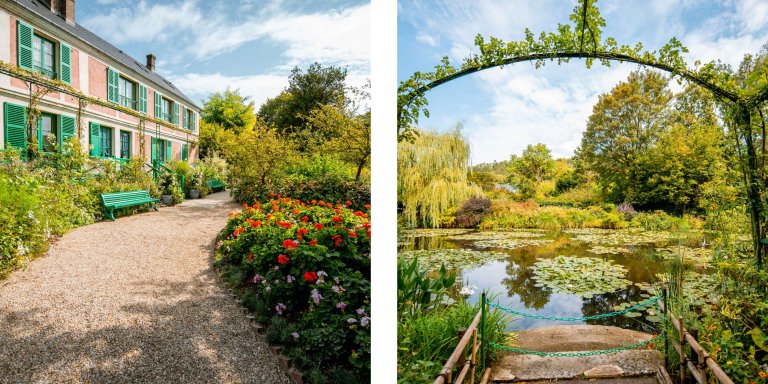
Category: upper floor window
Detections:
[
  {"x1": 162, "y1": 98, "x2": 172, "y2": 123},
  {"x1": 32, "y1": 34, "x2": 55, "y2": 79},
  {"x1": 118, "y1": 76, "x2": 136, "y2": 110},
  {"x1": 184, "y1": 108, "x2": 194, "y2": 130}
]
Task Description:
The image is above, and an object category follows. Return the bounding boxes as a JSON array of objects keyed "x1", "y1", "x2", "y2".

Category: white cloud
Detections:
[
  {"x1": 735, "y1": 0, "x2": 768, "y2": 33},
  {"x1": 415, "y1": 33, "x2": 438, "y2": 47},
  {"x1": 81, "y1": 1, "x2": 203, "y2": 45}
]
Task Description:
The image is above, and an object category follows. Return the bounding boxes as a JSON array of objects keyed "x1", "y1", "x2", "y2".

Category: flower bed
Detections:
[{"x1": 216, "y1": 195, "x2": 371, "y2": 383}]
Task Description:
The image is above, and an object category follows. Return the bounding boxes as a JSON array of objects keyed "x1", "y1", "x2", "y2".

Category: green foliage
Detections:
[
  {"x1": 508, "y1": 143, "x2": 555, "y2": 199},
  {"x1": 158, "y1": 171, "x2": 184, "y2": 204},
  {"x1": 216, "y1": 197, "x2": 371, "y2": 382},
  {"x1": 397, "y1": 258, "x2": 455, "y2": 316},
  {"x1": 197, "y1": 151, "x2": 228, "y2": 183},
  {"x1": 259, "y1": 62, "x2": 348, "y2": 136},
  {"x1": 398, "y1": 126, "x2": 483, "y2": 228},
  {"x1": 304, "y1": 104, "x2": 371, "y2": 180},
  {"x1": 200, "y1": 89, "x2": 256, "y2": 133},
  {"x1": 0, "y1": 141, "x2": 161, "y2": 278}
]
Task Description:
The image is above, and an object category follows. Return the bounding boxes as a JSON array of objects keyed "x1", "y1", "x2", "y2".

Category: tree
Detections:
[
  {"x1": 201, "y1": 89, "x2": 256, "y2": 133},
  {"x1": 303, "y1": 83, "x2": 371, "y2": 181},
  {"x1": 576, "y1": 69, "x2": 672, "y2": 202},
  {"x1": 224, "y1": 122, "x2": 296, "y2": 191},
  {"x1": 198, "y1": 121, "x2": 234, "y2": 159},
  {"x1": 398, "y1": 125, "x2": 483, "y2": 228},
  {"x1": 508, "y1": 143, "x2": 555, "y2": 199},
  {"x1": 257, "y1": 62, "x2": 348, "y2": 136}
]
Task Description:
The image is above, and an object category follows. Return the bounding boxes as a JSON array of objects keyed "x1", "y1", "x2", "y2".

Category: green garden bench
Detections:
[
  {"x1": 100, "y1": 190, "x2": 159, "y2": 221},
  {"x1": 207, "y1": 179, "x2": 225, "y2": 192}
]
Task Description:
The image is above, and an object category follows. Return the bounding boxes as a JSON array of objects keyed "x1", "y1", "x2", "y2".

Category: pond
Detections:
[{"x1": 398, "y1": 228, "x2": 715, "y2": 333}]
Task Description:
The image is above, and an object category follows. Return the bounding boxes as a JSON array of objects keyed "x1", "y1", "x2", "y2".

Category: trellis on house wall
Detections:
[
  {"x1": 0, "y1": 61, "x2": 197, "y2": 162},
  {"x1": 398, "y1": 0, "x2": 768, "y2": 268}
]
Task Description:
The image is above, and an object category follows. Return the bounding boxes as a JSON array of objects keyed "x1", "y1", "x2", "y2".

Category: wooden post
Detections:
[
  {"x1": 663, "y1": 288, "x2": 669, "y2": 370},
  {"x1": 457, "y1": 328, "x2": 467, "y2": 370},
  {"x1": 689, "y1": 329, "x2": 700, "y2": 367},
  {"x1": 679, "y1": 310, "x2": 686, "y2": 384}
]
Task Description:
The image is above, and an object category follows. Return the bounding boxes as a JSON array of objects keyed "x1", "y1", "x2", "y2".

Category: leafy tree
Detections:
[
  {"x1": 398, "y1": 125, "x2": 483, "y2": 228},
  {"x1": 258, "y1": 62, "x2": 348, "y2": 136},
  {"x1": 200, "y1": 89, "x2": 256, "y2": 133},
  {"x1": 576, "y1": 70, "x2": 672, "y2": 202},
  {"x1": 198, "y1": 121, "x2": 234, "y2": 159},
  {"x1": 508, "y1": 143, "x2": 555, "y2": 199},
  {"x1": 224, "y1": 123, "x2": 296, "y2": 190}
]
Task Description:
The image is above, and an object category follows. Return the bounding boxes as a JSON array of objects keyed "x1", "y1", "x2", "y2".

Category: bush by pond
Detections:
[{"x1": 216, "y1": 196, "x2": 371, "y2": 382}]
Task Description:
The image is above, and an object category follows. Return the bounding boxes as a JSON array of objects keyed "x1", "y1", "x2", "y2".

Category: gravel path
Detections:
[{"x1": 0, "y1": 192, "x2": 291, "y2": 384}]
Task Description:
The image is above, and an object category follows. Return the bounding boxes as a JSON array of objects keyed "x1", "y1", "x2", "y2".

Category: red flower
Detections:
[
  {"x1": 269, "y1": 192, "x2": 275, "y2": 197},
  {"x1": 363, "y1": 222, "x2": 371, "y2": 229},
  {"x1": 233, "y1": 227, "x2": 245, "y2": 237},
  {"x1": 366, "y1": 230, "x2": 371, "y2": 238},
  {"x1": 278, "y1": 254, "x2": 290, "y2": 264},
  {"x1": 282, "y1": 239, "x2": 298, "y2": 250},
  {"x1": 248, "y1": 253, "x2": 253, "y2": 262},
  {"x1": 297, "y1": 227, "x2": 309, "y2": 240},
  {"x1": 242, "y1": 203, "x2": 249, "y2": 208},
  {"x1": 301, "y1": 216, "x2": 309, "y2": 222},
  {"x1": 315, "y1": 223, "x2": 324, "y2": 231},
  {"x1": 309, "y1": 239, "x2": 318, "y2": 245},
  {"x1": 332, "y1": 216, "x2": 343, "y2": 223},
  {"x1": 326, "y1": 203, "x2": 333, "y2": 208},
  {"x1": 364, "y1": 204, "x2": 371, "y2": 209},
  {"x1": 278, "y1": 221, "x2": 293, "y2": 229},
  {"x1": 334, "y1": 209, "x2": 342, "y2": 214},
  {"x1": 332, "y1": 234, "x2": 343, "y2": 247},
  {"x1": 349, "y1": 231, "x2": 357, "y2": 238},
  {"x1": 251, "y1": 220, "x2": 262, "y2": 228},
  {"x1": 266, "y1": 214, "x2": 273, "y2": 220},
  {"x1": 292, "y1": 208, "x2": 300, "y2": 215},
  {"x1": 318, "y1": 200, "x2": 325, "y2": 206},
  {"x1": 311, "y1": 200, "x2": 317, "y2": 204},
  {"x1": 272, "y1": 205, "x2": 280, "y2": 211},
  {"x1": 304, "y1": 271, "x2": 318, "y2": 282},
  {"x1": 345, "y1": 200, "x2": 352, "y2": 206}
]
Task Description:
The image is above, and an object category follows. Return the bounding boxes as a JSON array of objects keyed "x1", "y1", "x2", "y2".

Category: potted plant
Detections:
[
  {"x1": 188, "y1": 168, "x2": 207, "y2": 199},
  {"x1": 159, "y1": 172, "x2": 179, "y2": 205}
]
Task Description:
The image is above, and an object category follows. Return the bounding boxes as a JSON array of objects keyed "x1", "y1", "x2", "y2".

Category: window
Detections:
[
  {"x1": 29, "y1": 112, "x2": 58, "y2": 152},
  {"x1": 120, "y1": 131, "x2": 131, "y2": 159},
  {"x1": 100, "y1": 126, "x2": 112, "y2": 157},
  {"x1": 32, "y1": 34, "x2": 55, "y2": 79},
  {"x1": 185, "y1": 108, "x2": 195, "y2": 130},
  {"x1": 155, "y1": 138, "x2": 167, "y2": 162},
  {"x1": 162, "y1": 98, "x2": 172, "y2": 123},
  {"x1": 118, "y1": 76, "x2": 136, "y2": 110}
]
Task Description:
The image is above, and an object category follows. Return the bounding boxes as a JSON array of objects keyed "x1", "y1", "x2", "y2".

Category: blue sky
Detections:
[
  {"x1": 76, "y1": 0, "x2": 370, "y2": 109},
  {"x1": 398, "y1": 0, "x2": 768, "y2": 164}
]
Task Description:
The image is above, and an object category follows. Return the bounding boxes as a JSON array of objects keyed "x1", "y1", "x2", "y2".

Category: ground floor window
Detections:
[
  {"x1": 100, "y1": 126, "x2": 112, "y2": 157},
  {"x1": 154, "y1": 138, "x2": 167, "y2": 162},
  {"x1": 30, "y1": 112, "x2": 58, "y2": 152},
  {"x1": 120, "y1": 131, "x2": 131, "y2": 159}
]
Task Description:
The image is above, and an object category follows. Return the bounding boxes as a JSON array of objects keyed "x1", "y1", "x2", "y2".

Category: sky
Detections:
[
  {"x1": 398, "y1": 0, "x2": 768, "y2": 164},
  {"x1": 75, "y1": 0, "x2": 370, "y2": 109}
]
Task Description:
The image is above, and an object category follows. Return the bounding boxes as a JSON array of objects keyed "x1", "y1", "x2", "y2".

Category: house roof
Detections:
[{"x1": 8, "y1": 0, "x2": 199, "y2": 109}]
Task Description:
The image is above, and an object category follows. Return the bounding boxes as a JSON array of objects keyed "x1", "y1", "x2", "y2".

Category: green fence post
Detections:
[
  {"x1": 663, "y1": 288, "x2": 669, "y2": 370},
  {"x1": 480, "y1": 292, "x2": 487, "y2": 373}
]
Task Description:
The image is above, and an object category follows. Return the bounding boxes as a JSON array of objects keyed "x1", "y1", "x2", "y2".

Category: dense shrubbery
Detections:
[
  {"x1": 455, "y1": 196, "x2": 492, "y2": 228},
  {"x1": 216, "y1": 196, "x2": 371, "y2": 382},
  {"x1": 0, "y1": 141, "x2": 159, "y2": 277}
]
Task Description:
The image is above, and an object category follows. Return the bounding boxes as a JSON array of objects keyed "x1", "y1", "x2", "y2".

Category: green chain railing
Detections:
[
  {"x1": 487, "y1": 295, "x2": 660, "y2": 322},
  {"x1": 489, "y1": 333, "x2": 664, "y2": 357},
  {"x1": 481, "y1": 294, "x2": 664, "y2": 361}
]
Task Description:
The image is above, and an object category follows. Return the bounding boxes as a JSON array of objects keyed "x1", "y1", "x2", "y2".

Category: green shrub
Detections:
[
  {"x1": 216, "y1": 196, "x2": 371, "y2": 382},
  {"x1": 455, "y1": 196, "x2": 492, "y2": 228}
]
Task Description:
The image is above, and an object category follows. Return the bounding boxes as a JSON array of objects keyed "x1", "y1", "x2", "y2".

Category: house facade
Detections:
[{"x1": 0, "y1": 0, "x2": 199, "y2": 163}]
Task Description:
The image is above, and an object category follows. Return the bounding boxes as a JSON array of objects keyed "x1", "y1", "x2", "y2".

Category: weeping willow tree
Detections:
[{"x1": 398, "y1": 125, "x2": 483, "y2": 228}]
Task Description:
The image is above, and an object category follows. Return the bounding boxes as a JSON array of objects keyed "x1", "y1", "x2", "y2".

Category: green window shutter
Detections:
[
  {"x1": 89, "y1": 122, "x2": 101, "y2": 156},
  {"x1": 17, "y1": 21, "x2": 33, "y2": 71},
  {"x1": 59, "y1": 43, "x2": 71, "y2": 84},
  {"x1": 192, "y1": 111, "x2": 197, "y2": 132},
  {"x1": 165, "y1": 140, "x2": 172, "y2": 161},
  {"x1": 182, "y1": 106, "x2": 187, "y2": 129},
  {"x1": 4, "y1": 102, "x2": 27, "y2": 150},
  {"x1": 106, "y1": 68, "x2": 118, "y2": 103},
  {"x1": 59, "y1": 115, "x2": 75, "y2": 148},
  {"x1": 182, "y1": 143, "x2": 188, "y2": 161},
  {"x1": 138, "y1": 84, "x2": 147, "y2": 113},
  {"x1": 173, "y1": 102, "x2": 179, "y2": 125},
  {"x1": 154, "y1": 91, "x2": 162, "y2": 118},
  {"x1": 150, "y1": 137, "x2": 157, "y2": 162}
]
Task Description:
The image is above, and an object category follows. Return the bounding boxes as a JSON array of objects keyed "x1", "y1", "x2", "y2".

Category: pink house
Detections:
[{"x1": 0, "y1": 0, "x2": 200, "y2": 162}]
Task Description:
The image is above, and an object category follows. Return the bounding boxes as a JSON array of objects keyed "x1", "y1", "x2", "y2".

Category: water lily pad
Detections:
[
  {"x1": 402, "y1": 228, "x2": 473, "y2": 238},
  {"x1": 567, "y1": 229, "x2": 693, "y2": 246},
  {"x1": 472, "y1": 238, "x2": 554, "y2": 250},
  {"x1": 530, "y1": 256, "x2": 631, "y2": 298},
  {"x1": 654, "y1": 246, "x2": 713, "y2": 266},
  {"x1": 398, "y1": 248, "x2": 508, "y2": 271},
  {"x1": 587, "y1": 246, "x2": 633, "y2": 255},
  {"x1": 624, "y1": 312, "x2": 642, "y2": 318},
  {"x1": 645, "y1": 315, "x2": 661, "y2": 323}
]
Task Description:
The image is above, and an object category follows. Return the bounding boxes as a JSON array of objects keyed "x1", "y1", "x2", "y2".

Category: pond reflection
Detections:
[{"x1": 399, "y1": 229, "x2": 703, "y2": 332}]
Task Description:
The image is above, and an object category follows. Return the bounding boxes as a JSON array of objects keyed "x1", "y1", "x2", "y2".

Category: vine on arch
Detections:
[{"x1": 397, "y1": 0, "x2": 768, "y2": 268}]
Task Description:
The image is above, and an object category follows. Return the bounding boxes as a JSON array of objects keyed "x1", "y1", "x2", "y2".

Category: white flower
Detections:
[{"x1": 459, "y1": 285, "x2": 477, "y2": 297}]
